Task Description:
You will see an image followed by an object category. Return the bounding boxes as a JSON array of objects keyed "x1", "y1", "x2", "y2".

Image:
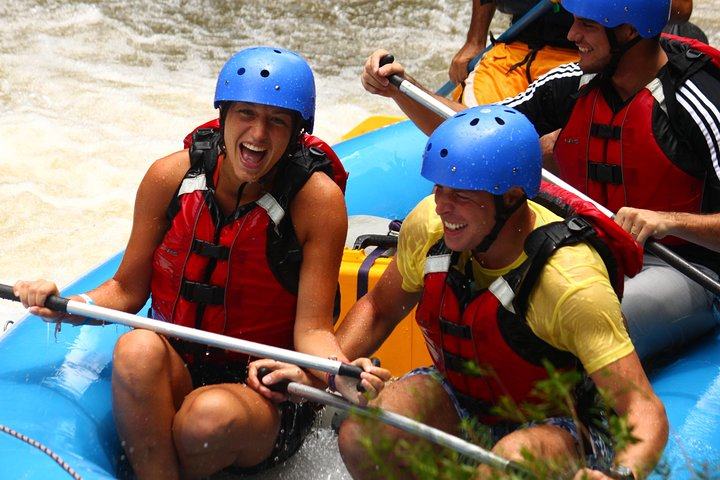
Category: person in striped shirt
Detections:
[{"x1": 360, "y1": 0, "x2": 720, "y2": 361}]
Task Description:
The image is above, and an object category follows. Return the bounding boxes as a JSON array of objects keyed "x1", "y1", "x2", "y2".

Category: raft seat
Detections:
[{"x1": 336, "y1": 216, "x2": 432, "y2": 377}]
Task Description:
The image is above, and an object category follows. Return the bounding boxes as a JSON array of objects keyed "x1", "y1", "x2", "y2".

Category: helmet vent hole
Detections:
[
  {"x1": 260, "y1": 69, "x2": 270, "y2": 78},
  {"x1": 440, "y1": 148, "x2": 448, "y2": 158},
  {"x1": 495, "y1": 117, "x2": 505, "y2": 125},
  {"x1": 426, "y1": 143, "x2": 432, "y2": 152},
  {"x1": 470, "y1": 118, "x2": 479, "y2": 126},
  {"x1": 237, "y1": 67, "x2": 246, "y2": 76}
]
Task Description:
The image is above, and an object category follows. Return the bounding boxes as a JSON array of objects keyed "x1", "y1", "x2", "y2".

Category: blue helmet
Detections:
[
  {"x1": 562, "y1": 0, "x2": 670, "y2": 38},
  {"x1": 421, "y1": 105, "x2": 541, "y2": 198},
  {"x1": 214, "y1": 47, "x2": 316, "y2": 133}
]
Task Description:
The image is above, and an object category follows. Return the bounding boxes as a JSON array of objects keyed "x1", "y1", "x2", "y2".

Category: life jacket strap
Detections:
[
  {"x1": 442, "y1": 350, "x2": 481, "y2": 376},
  {"x1": 180, "y1": 279, "x2": 225, "y2": 305},
  {"x1": 439, "y1": 319, "x2": 472, "y2": 339},
  {"x1": 191, "y1": 239, "x2": 230, "y2": 260},
  {"x1": 589, "y1": 123, "x2": 622, "y2": 140},
  {"x1": 588, "y1": 161, "x2": 624, "y2": 184}
]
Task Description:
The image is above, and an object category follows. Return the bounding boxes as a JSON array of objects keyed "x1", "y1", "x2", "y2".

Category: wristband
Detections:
[
  {"x1": 326, "y1": 355, "x2": 340, "y2": 392},
  {"x1": 326, "y1": 372, "x2": 337, "y2": 392},
  {"x1": 78, "y1": 293, "x2": 94, "y2": 305}
]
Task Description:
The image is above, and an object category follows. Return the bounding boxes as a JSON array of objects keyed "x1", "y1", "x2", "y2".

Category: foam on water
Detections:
[{"x1": 0, "y1": 0, "x2": 477, "y2": 327}]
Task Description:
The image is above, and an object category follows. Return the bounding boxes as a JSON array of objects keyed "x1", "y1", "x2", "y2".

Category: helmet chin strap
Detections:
[
  {"x1": 599, "y1": 26, "x2": 644, "y2": 80},
  {"x1": 471, "y1": 194, "x2": 526, "y2": 254}
]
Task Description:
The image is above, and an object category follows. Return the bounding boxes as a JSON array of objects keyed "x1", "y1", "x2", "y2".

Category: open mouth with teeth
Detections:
[
  {"x1": 239, "y1": 142, "x2": 268, "y2": 169},
  {"x1": 444, "y1": 221, "x2": 467, "y2": 232}
]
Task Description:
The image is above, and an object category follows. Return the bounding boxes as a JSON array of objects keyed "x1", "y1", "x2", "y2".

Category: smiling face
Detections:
[
  {"x1": 433, "y1": 185, "x2": 496, "y2": 252},
  {"x1": 567, "y1": 16, "x2": 613, "y2": 73},
  {"x1": 222, "y1": 101, "x2": 295, "y2": 183}
]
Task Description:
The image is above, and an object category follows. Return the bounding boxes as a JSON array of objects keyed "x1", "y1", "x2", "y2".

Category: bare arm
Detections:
[
  {"x1": 669, "y1": 0, "x2": 692, "y2": 24},
  {"x1": 336, "y1": 259, "x2": 423, "y2": 361},
  {"x1": 290, "y1": 172, "x2": 389, "y2": 402},
  {"x1": 291, "y1": 171, "x2": 348, "y2": 361},
  {"x1": 361, "y1": 49, "x2": 466, "y2": 136},
  {"x1": 449, "y1": 0, "x2": 496, "y2": 85},
  {"x1": 615, "y1": 207, "x2": 720, "y2": 251},
  {"x1": 581, "y1": 353, "x2": 668, "y2": 480}
]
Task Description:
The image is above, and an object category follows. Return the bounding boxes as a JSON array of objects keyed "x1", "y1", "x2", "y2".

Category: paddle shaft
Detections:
[
  {"x1": 435, "y1": 0, "x2": 557, "y2": 97},
  {"x1": 285, "y1": 380, "x2": 535, "y2": 478},
  {"x1": 0, "y1": 284, "x2": 364, "y2": 379},
  {"x1": 384, "y1": 66, "x2": 720, "y2": 296}
]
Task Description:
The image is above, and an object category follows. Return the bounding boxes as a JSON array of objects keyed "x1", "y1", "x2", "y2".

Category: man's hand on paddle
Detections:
[
  {"x1": 449, "y1": 43, "x2": 482, "y2": 86},
  {"x1": 334, "y1": 357, "x2": 391, "y2": 406},
  {"x1": 615, "y1": 207, "x2": 672, "y2": 245},
  {"x1": 361, "y1": 49, "x2": 405, "y2": 98}
]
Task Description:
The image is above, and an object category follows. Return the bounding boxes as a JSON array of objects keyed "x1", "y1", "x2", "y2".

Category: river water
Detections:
[
  {"x1": 2, "y1": 2, "x2": 719, "y2": 322},
  {"x1": 1, "y1": 1, "x2": 718, "y2": 478}
]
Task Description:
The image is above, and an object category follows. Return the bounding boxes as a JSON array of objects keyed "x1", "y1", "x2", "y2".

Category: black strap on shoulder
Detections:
[
  {"x1": 189, "y1": 128, "x2": 221, "y2": 172},
  {"x1": 265, "y1": 144, "x2": 335, "y2": 296},
  {"x1": 167, "y1": 129, "x2": 222, "y2": 222},
  {"x1": 514, "y1": 217, "x2": 595, "y2": 316},
  {"x1": 271, "y1": 144, "x2": 334, "y2": 209}
]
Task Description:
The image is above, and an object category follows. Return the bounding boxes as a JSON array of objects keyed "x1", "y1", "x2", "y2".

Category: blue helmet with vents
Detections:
[
  {"x1": 421, "y1": 105, "x2": 541, "y2": 198},
  {"x1": 214, "y1": 47, "x2": 316, "y2": 133},
  {"x1": 562, "y1": 0, "x2": 670, "y2": 38}
]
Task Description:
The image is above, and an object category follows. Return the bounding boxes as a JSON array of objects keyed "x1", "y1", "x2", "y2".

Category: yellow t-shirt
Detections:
[{"x1": 396, "y1": 195, "x2": 633, "y2": 374}]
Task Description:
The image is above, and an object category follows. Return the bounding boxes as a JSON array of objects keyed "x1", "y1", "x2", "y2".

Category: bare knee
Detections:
[
  {"x1": 491, "y1": 425, "x2": 577, "y2": 469},
  {"x1": 176, "y1": 388, "x2": 238, "y2": 448},
  {"x1": 174, "y1": 386, "x2": 279, "y2": 459},
  {"x1": 338, "y1": 415, "x2": 368, "y2": 473},
  {"x1": 338, "y1": 375, "x2": 455, "y2": 479},
  {"x1": 112, "y1": 329, "x2": 170, "y2": 387},
  {"x1": 338, "y1": 414, "x2": 398, "y2": 479}
]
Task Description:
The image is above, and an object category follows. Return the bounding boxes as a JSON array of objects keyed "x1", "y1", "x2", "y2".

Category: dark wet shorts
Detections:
[
  {"x1": 403, "y1": 366, "x2": 615, "y2": 471},
  {"x1": 226, "y1": 400, "x2": 317, "y2": 475},
  {"x1": 170, "y1": 339, "x2": 318, "y2": 475}
]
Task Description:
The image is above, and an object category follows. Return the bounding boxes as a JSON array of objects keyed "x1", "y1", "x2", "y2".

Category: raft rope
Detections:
[{"x1": 0, "y1": 423, "x2": 83, "y2": 480}]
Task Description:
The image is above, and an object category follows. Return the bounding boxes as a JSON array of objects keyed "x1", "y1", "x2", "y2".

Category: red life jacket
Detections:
[
  {"x1": 554, "y1": 86, "x2": 704, "y2": 242},
  {"x1": 661, "y1": 33, "x2": 720, "y2": 69},
  {"x1": 415, "y1": 186, "x2": 641, "y2": 423},
  {"x1": 553, "y1": 35, "x2": 720, "y2": 246},
  {"x1": 151, "y1": 128, "x2": 341, "y2": 364}
]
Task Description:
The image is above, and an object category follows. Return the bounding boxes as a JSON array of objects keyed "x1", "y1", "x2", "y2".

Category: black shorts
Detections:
[{"x1": 169, "y1": 338, "x2": 317, "y2": 475}]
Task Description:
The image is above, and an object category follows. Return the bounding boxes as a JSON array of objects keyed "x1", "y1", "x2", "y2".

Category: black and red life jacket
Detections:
[
  {"x1": 150, "y1": 124, "x2": 346, "y2": 365},
  {"x1": 415, "y1": 182, "x2": 642, "y2": 424},
  {"x1": 554, "y1": 35, "x2": 720, "y2": 246}
]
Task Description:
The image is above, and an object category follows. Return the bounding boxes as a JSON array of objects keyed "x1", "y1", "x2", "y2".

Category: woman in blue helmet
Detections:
[
  {"x1": 335, "y1": 106, "x2": 668, "y2": 480},
  {"x1": 14, "y1": 47, "x2": 389, "y2": 479}
]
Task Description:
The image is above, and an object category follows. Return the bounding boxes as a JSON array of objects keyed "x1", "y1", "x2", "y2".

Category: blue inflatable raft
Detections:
[{"x1": 1, "y1": 120, "x2": 718, "y2": 479}]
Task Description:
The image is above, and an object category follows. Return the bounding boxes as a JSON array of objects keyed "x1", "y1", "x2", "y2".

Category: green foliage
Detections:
[
  {"x1": 350, "y1": 360, "x2": 720, "y2": 479},
  {"x1": 351, "y1": 360, "x2": 617, "y2": 479}
]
